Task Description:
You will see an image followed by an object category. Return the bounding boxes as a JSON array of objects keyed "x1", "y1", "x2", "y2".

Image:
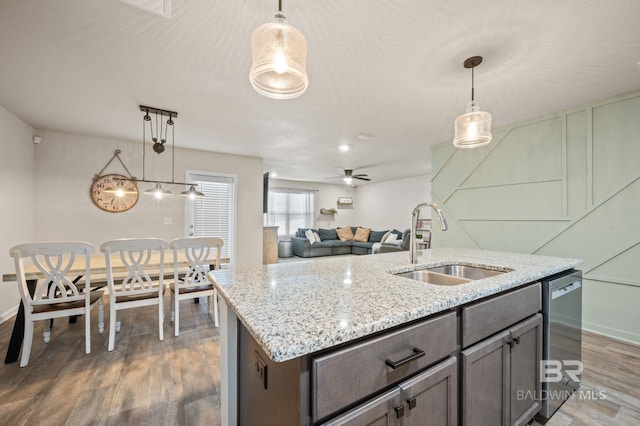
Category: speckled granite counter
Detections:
[{"x1": 210, "y1": 248, "x2": 581, "y2": 363}]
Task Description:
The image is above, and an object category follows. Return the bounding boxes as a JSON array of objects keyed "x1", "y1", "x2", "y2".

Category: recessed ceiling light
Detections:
[
  {"x1": 338, "y1": 144, "x2": 350, "y2": 152},
  {"x1": 271, "y1": 172, "x2": 278, "y2": 178},
  {"x1": 355, "y1": 134, "x2": 374, "y2": 141}
]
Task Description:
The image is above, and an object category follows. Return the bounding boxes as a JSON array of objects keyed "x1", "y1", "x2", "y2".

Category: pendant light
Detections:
[
  {"x1": 453, "y1": 56, "x2": 492, "y2": 148},
  {"x1": 249, "y1": 0, "x2": 309, "y2": 99},
  {"x1": 180, "y1": 185, "x2": 205, "y2": 200}
]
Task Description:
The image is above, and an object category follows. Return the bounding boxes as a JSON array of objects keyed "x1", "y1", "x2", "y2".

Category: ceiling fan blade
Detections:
[{"x1": 354, "y1": 176, "x2": 371, "y2": 181}]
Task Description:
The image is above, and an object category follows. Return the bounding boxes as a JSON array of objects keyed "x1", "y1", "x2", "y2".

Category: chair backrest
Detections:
[
  {"x1": 9, "y1": 242, "x2": 95, "y2": 307},
  {"x1": 100, "y1": 238, "x2": 169, "y2": 296},
  {"x1": 169, "y1": 237, "x2": 223, "y2": 285}
]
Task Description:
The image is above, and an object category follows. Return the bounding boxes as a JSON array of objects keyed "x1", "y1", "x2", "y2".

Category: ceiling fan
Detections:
[{"x1": 340, "y1": 169, "x2": 370, "y2": 184}]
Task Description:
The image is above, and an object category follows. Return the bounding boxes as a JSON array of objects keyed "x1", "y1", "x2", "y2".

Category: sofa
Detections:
[{"x1": 291, "y1": 227, "x2": 409, "y2": 258}]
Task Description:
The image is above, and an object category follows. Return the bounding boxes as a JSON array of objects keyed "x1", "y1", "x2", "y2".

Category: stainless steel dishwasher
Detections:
[{"x1": 536, "y1": 270, "x2": 583, "y2": 423}]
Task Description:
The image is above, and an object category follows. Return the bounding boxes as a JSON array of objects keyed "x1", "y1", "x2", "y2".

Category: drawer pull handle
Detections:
[
  {"x1": 385, "y1": 348, "x2": 425, "y2": 369},
  {"x1": 394, "y1": 405, "x2": 405, "y2": 418},
  {"x1": 407, "y1": 397, "x2": 417, "y2": 410}
]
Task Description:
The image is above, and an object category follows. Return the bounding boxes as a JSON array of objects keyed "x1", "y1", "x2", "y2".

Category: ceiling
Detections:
[{"x1": 1, "y1": 0, "x2": 640, "y2": 185}]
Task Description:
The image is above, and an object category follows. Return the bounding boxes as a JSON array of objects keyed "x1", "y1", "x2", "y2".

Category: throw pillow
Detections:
[
  {"x1": 305, "y1": 229, "x2": 316, "y2": 245},
  {"x1": 353, "y1": 227, "x2": 371, "y2": 243},
  {"x1": 369, "y1": 230, "x2": 388, "y2": 243},
  {"x1": 380, "y1": 231, "x2": 391, "y2": 243},
  {"x1": 313, "y1": 232, "x2": 321, "y2": 243},
  {"x1": 318, "y1": 228, "x2": 338, "y2": 240},
  {"x1": 336, "y1": 226, "x2": 354, "y2": 241},
  {"x1": 385, "y1": 233, "x2": 398, "y2": 243}
]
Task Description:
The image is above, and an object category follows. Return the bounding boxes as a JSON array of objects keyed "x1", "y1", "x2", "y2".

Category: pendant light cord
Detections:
[
  {"x1": 471, "y1": 66, "x2": 475, "y2": 102},
  {"x1": 279, "y1": 0, "x2": 282, "y2": 12},
  {"x1": 143, "y1": 114, "x2": 147, "y2": 180}
]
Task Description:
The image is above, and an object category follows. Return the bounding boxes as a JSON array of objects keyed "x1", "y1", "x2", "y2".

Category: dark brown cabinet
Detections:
[
  {"x1": 461, "y1": 314, "x2": 542, "y2": 426},
  {"x1": 325, "y1": 356, "x2": 458, "y2": 426},
  {"x1": 238, "y1": 281, "x2": 547, "y2": 425}
]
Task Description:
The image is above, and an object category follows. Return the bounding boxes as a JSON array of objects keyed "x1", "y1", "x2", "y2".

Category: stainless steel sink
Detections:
[
  {"x1": 426, "y1": 265, "x2": 507, "y2": 280},
  {"x1": 393, "y1": 264, "x2": 509, "y2": 286},
  {"x1": 394, "y1": 270, "x2": 471, "y2": 286}
]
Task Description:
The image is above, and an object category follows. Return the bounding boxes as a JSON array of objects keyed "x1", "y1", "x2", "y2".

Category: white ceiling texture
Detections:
[{"x1": 1, "y1": 0, "x2": 640, "y2": 185}]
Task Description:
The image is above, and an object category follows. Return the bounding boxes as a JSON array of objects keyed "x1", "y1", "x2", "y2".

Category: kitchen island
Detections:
[{"x1": 210, "y1": 248, "x2": 581, "y2": 425}]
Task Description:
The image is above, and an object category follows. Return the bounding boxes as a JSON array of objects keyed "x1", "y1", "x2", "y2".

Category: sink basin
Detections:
[
  {"x1": 427, "y1": 265, "x2": 507, "y2": 280},
  {"x1": 392, "y1": 264, "x2": 509, "y2": 286},
  {"x1": 394, "y1": 270, "x2": 471, "y2": 286}
]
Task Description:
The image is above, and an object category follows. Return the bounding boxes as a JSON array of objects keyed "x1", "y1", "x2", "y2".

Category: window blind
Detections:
[
  {"x1": 189, "y1": 175, "x2": 234, "y2": 259},
  {"x1": 266, "y1": 188, "x2": 314, "y2": 236}
]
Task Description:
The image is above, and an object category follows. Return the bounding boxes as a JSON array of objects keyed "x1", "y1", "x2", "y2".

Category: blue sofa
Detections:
[{"x1": 291, "y1": 227, "x2": 407, "y2": 258}]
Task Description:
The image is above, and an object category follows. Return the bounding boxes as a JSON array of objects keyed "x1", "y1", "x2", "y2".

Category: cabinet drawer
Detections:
[
  {"x1": 311, "y1": 311, "x2": 457, "y2": 422},
  {"x1": 461, "y1": 282, "x2": 541, "y2": 348}
]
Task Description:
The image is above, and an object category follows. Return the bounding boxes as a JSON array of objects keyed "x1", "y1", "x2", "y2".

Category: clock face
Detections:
[{"x1": 90, "y1": 174, "x2": 139, "y2": 213}]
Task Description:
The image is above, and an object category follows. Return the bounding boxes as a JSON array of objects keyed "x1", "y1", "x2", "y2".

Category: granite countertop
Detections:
[{"x1": 210, "y1": 248, "x2": 582, "y2": 362}]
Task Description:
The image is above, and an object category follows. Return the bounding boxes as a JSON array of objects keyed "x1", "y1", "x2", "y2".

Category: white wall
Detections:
[
  {"x1": 33, "y1": 129, "x2": 263, "y2": 267},
  {"x1": 268, "y1": 178, "x2": 358, "y2": 232},
  {"x1": 0, "y1": 105, "x2": 35, "y2": 321},
  {"x1": 355, "y1": 175, "x2": 431, "y2": 232}
]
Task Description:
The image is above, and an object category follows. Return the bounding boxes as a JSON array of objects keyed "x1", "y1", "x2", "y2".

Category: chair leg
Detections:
[
  {"x1": 98, "y1": 300, "x2": 104, "y2": 334},
  {"x1": 20, "y1": 319, "x2": 34, "y2": 367},
  {"x1": 108, "y1": 305, "x2": 116, "y2": 352},
  {"x1": 43, "y1": 318, "x2": 51, "y2": 343},
  {"x1": 174, "y1": 294, "x2": 180, "y2": 337},
  {"x1": 170, "y1": 288, "x2": 175, "y2": 322},
  {"x1": 213, "y1": 289, "x2": 219, "y2": 328},
  {"x1": 85, "y1": 307, "x2": 91, "y2": 354},
  {"x1": 158, "y1": 296, "x2": 164, "y2": 342}
]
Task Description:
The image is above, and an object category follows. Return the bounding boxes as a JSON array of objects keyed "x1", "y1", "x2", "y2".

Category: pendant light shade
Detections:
[
  {"x1": 453, "y1": 56, "x2": 492, "y2": 149},
  {"x1": 145, "y1": 183, "x2": 172, "y2": 200},
  {"x1": 249, "y1": 2, "x2": 309, "y2": 99},
  {"x1": 180, "y1": 185, "x2": 205, "y2": 200}
]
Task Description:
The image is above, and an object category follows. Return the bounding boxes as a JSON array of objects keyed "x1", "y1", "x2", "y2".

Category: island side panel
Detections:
[
  {"x1": 220, "y1": 300, "x2": 238, "y2": 426},
  {"x1": 238, "y1": 323, "x2": 310, "y2": 425}
]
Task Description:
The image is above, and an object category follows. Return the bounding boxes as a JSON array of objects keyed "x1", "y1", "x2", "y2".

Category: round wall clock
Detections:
[{"x1": 90, "y1": 174, "x2": 139, "y2": 213}]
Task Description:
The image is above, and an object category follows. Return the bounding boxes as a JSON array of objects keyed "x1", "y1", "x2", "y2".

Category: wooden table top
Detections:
[{"x1": 2, "y1": 252, "x2": 230, "y2": 282}]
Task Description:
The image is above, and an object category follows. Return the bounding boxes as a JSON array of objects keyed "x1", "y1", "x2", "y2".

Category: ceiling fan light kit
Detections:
[
  {"x1": 453, "y1": 56, "x2": 493, "y2": 149},
  {"x1": 249, "y1": 0, "x2": 309, "y2": 99},
  {"x1": 342, "y1": 169, "x2": 370, "y2": 185}
]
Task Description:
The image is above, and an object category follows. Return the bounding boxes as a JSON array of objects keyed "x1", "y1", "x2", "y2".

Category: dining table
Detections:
[{"x1": 2, "y1": 252, "x2": 229, "y2": 364}]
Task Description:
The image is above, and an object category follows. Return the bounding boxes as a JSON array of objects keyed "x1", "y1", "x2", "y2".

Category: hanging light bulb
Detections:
[
  {"x1": 249, "y1": 0, "x2": 309, "y2": 99},
  {"x1": 179, "y1": 185, "x2": 205, "y2": 200},
  {"x1": 145, "y1": 183, "x2": 172, "y2": 199},
  {"x1": 453, "y1": 56, "x2": 492, "y2": 148}
]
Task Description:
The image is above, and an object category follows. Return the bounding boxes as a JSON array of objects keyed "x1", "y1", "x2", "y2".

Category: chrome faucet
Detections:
[{"x1": 410, "y1": 202, "x2": 448, "y2": 264}]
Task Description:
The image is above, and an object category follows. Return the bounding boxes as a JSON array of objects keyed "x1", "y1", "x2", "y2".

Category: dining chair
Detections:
[
  {"x1": 100, "y1": 238, "x2": 169, "y2": 351},
  {"x1": 9, "y1": 241, "x2": 104, "y2": 367},
  {"x1": 168, "y1": 237, "x2": 223, "y2": 336}
]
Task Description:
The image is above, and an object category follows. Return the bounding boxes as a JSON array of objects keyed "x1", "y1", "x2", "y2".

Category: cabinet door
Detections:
[
  {"x1": 323, "y1": 388, "x2": 402, "y2": 426},
  {"x1": 509, "y1": 314, "x2": 542, "y2": 426},
  {"x1": 462, "y1": 330, "x2": 510, "y2": 426},
  {"x1": 399, "y1": 356, "x2": 457, "y2": 426}
]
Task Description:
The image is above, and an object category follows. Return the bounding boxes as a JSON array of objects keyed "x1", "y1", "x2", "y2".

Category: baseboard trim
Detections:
[
  {"x1": 582, "y1": 321, "x2": 640, "y2": 346},
  {"x1": 0, "y1": 305, "x2": 18, "y2": 325}
]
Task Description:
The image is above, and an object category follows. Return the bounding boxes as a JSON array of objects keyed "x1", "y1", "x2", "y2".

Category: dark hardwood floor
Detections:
[
  {"x1": 0, "y1": 297, "x2": 638, "y2": 425},
  {"x1": 0, "y1": 296, "x2": 221, "y2": 425}
]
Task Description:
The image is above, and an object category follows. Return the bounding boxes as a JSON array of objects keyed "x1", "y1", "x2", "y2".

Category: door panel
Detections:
[
  {"x1": 510, "y1": 314, "x2": 543, "y2": 426},
  {"x1": 462, "y1": 330, "x2": 510, "y2": 426},
  {"x1": 399, "y1": 356, "x2": 457, "y2": 426}
]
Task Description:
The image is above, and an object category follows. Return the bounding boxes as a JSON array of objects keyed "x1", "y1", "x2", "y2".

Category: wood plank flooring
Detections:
[{"x1": 0, "y1": 297, "x2": 638, "y2": 425}]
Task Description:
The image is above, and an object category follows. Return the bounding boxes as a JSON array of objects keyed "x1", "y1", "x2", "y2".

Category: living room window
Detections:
[{"x1": 266, "y1": 188, "x2": 314, "y2": 236}]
